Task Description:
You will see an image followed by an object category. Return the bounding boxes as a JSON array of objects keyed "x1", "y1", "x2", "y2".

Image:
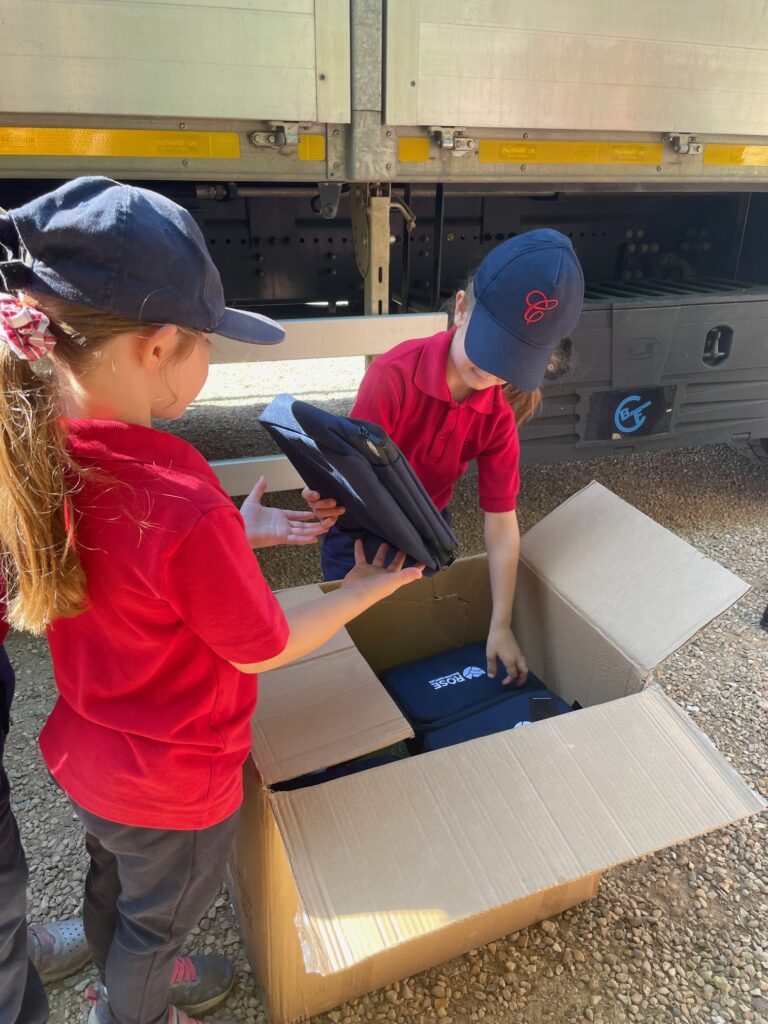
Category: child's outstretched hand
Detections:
[
  {"x1": 302, "y1": 488, "x2": 346, "y2": 529},
  {"x1": 242, "y1": 476, "x2": 333, "y2": 548},
  {"x1": 486, "y1": 625, "x2": 528, "y2": 686},
  {"x1": 341, "y1": 541, "x2": 424, "y2": 597}
]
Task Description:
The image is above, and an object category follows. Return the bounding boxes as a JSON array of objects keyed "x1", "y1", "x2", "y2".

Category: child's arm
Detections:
[
  {"x1": 231, "y1": 543, "x2": 423, "y2": 674},
  {"x1": 484, "y1": 510, "x2": 528, "y2": 686}
]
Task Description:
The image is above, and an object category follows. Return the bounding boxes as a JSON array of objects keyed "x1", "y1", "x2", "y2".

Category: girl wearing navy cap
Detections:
[
  {"x1": 319, "y1": 230, "x2": 584, "y2": 686},
  {"x1": 0, "y1": 177, "x2": 422, "y2": 1024}
]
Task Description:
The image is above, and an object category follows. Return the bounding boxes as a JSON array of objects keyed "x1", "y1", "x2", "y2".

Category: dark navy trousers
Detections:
[
  {"x1": 0, "y1": 645, "x2": 47, "y2": 1024},
  {"x1": 73, "y1": 803, "x2": 238, "y2": 1024}
]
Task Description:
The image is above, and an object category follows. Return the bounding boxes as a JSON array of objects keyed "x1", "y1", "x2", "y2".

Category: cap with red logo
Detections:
[{"x1": 464, "y1": 228, "x2": 584, "y2": 391}]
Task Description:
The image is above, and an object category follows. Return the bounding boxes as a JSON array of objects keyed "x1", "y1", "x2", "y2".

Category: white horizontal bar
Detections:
[
  {"x1": 209, "y1": 312, "x2": 448, "y2": 363},
  {"x1": 211, "y1": 454, "x2": 304, "y2": 496}
]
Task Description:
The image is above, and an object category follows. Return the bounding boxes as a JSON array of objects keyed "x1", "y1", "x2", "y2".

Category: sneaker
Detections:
[
  {"x1": 27, "y1": 919, "x2": 91, "y2": 984},
  {"x1": 85, "y1": 954, "x2": 234, "y2": 1019},
  {"x1": 85, "y1": 985, "x2": 110, "y2": 1024},
  {"x1": 87, "y1": 988, "x2": 236, "y2": 1024},
  {"x1": 168, "y1": 955, "x2": 235, "y2": 1015},
  {"x1": 168, "y1": 1008, "x2": 238, "y2": 1024}
]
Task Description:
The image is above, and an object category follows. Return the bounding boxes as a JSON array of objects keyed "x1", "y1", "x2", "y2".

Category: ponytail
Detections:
[
  {"x1": 502, "y1": 385, "x2": 542, "y2": 425},
  {"x1": 0, "y1": 344, "x2": 85, "y2": 633}
]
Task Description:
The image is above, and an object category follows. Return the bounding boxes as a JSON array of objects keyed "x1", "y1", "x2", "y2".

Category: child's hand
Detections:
[
  {"x1": 486, "y1": 625, "x2": 528, "y2": 686},
  {"x1": 241, "y1": 476, "x2": 331, "y2": 548},
  {"x1": 341, "y1": 541, "x2": 424, "y2": 597},
  {"x1": 302, "y1": 488, "x2": 345, "y2": 529}
]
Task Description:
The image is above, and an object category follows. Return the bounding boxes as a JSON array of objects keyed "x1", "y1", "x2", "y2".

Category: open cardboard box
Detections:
[{"x1": 229, "y1": 482, "x2": 766, "y2": 1024}]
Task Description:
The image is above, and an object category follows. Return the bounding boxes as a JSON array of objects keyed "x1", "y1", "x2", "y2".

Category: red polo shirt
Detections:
[
  {"x1": 352, "y1": 329, "x2": 520, "y2": 512},
  {"x1": 39, "y1": 420, "x2": 288, "y2": 830}
]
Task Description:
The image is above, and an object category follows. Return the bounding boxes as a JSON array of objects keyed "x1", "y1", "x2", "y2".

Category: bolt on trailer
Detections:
[{"x1": 1, "y1": 0, "x2": 767, "y2": 471}]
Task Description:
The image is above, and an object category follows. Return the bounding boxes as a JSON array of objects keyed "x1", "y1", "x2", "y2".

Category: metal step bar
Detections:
[{"x1": 584, "y1": 276, "x2": 765, "y2": 302}]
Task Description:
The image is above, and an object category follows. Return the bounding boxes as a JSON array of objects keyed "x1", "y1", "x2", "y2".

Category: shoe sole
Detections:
[
  {"x1": 38, "y1": 953, "x2": 92, "y2": 985},
  {"x1": 176, "y1": 972, "x2": 236, "y2": 1016}
]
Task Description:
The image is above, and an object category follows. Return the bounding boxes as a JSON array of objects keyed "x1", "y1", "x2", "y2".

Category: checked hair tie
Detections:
[{"x1": 0, "y1": 294, "x2": 57, "y2": 361}]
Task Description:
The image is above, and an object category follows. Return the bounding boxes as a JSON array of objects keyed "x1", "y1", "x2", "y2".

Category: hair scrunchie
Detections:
[{"x1": 0, "y1": 294, "x2": 57, "y2": 361}]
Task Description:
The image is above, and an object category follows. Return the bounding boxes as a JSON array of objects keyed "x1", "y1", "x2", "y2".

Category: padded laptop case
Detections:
[
  {"x1": 422, "y1": 688, "x2": 573, "y2": 752},
  {"x1": 259, "y1": 394, "x2": 459, "y2": 574}
]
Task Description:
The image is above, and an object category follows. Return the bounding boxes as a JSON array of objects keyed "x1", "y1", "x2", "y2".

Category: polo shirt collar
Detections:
[
  {"x1": 413, "y1": 327, "x2": 498, "y2": 414},
  {"x1": 64, "y1": 419, "x2": 217, "y2": 480}
]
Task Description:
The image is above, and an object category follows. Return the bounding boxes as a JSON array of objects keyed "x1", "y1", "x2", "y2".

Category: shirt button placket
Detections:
[{"x1": 429, "y1": 408, "x2": 457, "y2": 461}]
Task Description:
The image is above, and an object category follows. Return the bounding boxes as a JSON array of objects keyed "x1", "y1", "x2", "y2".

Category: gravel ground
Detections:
[{"x1": 5, "y1": 358, "x2": 768, "y2": 1024}]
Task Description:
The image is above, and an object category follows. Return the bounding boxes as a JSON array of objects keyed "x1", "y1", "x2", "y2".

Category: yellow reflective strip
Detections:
[
  {"x1": 0, "y1": 127, "x2": 240, "y2": 160},
  {"x1": 478, "y1": 139, "x2": 663, "y2": 165},
  {"x1": 399, "y1": 137, "x2": 430, "y2": 163},
  {"x1": 596, "y1": 143, "x2": 663, "y2": 164},
  {"x1": 297, "y1": 134, "x2": 326, "y2": 161},
  {"x1": 704, "y1": 144, "x2": 768, "y2": 167}
]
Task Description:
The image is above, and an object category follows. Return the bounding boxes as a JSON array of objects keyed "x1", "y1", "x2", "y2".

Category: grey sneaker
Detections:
[
  {"x1": 27, "y1": 919, "x2": 91, "y2": 983},
  {"x1": 85, "y1": 955, "x2": 235, "y2": 1019},
  {"x1": 87, "y1": 989, "x2": 237, "y2": 1024},
  {"x1": 168, "y1": 955, "x2": 235, "y2": 1015}
]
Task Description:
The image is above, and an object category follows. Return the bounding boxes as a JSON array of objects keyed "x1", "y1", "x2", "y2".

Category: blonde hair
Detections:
[{"x1": 0, "y1": 293, "x2": 199, "y2": 634}]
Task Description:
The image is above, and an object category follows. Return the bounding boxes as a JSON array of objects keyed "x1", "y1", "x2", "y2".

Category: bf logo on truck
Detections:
[{"x1": 615, "y1": 394, "x2": 652, "y2": 434}]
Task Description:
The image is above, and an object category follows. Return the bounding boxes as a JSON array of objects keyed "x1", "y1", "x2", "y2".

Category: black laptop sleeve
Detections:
[{"x1": 258, "y1": 394, "x2": 459, "y2": 574}]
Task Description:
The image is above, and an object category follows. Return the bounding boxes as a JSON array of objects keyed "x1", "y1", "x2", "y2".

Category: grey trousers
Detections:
[
  {"x1": 0, "y1": 646, "x2": 48, "y2": 1024},
  {"x1": 73, "y1": 802, "x2": 239, "y2": 1024}
]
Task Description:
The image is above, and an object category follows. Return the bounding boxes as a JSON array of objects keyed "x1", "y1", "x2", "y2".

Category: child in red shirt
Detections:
[
  {"x1": 0, "y1": 177, "x2": 422, "y2": 1024},
  {"x1": 320, "y1": 230, "x2": 584, "y2": 686}
]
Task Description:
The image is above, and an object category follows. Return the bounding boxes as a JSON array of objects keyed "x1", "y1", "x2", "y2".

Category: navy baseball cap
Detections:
[
  {"x1": 464, "y1": 229, "x2": 584, "y2": 391},
  {"x1": 0, "y1": 176, "x2": 284, "y2": 345}
]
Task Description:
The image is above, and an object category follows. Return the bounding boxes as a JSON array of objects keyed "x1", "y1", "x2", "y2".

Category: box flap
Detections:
[
  {"x1": 519, "y1": 481, "x2": 749, "y2": 675},
  {"x1": 512, "y1": 558, "x2": 644, "y2": 707},
  {"x1": 269, "y1": 686, "x2": 765, "y2": 974},
  {"x1": 341, "y1": 555, "x2": 493, "y2": 674},
  {"x1": 252, "y1": 644, "x2": 413, "y2": 787}
]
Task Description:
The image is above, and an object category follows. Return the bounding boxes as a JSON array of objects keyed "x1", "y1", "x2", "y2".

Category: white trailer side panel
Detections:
[
  {"x1": 0, "y1": 0, "x2": 350, "y2": 123},
  {"x1": 385, "y1": 0, "x2": 768, "y2": 135}
]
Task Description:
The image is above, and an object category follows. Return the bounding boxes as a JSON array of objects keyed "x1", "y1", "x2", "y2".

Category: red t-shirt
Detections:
[
  {"x1": 39, "y1": 420, "x2": 288, "y2": 830},
  {"x1": 352, "y1": 329, "x2": 520, "y2": 513}
]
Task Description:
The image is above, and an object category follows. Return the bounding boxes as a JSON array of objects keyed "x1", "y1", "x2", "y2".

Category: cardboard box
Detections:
[{"x1": 230, "y1": 482, "x2": 766, "y2": 1024}]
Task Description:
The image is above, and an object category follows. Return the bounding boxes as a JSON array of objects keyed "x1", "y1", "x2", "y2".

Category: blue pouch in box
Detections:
[
  {"x1": 379, "y1": 641, "x2": 545, "y2": 730},
  {"x1": 422, "y1": 688, "x2": 573, "y2": 752},
  {"x1": 272, "y1": 755, "x2": 401, "y2": 792}
]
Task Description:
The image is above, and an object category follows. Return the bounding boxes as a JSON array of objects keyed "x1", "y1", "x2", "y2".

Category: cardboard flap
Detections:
[
  {"x1": 342, "y1": 555, "x2": 493, "y2": 674},
  {"x1": 512, "y1": 558, "x2": 645, "y2": 708},
  {"x1": 270, "y1": 686, "x2": 765, "y2": 974},
  {"x1": 251, "y1": 585, "x2": 413, "y2": 785},
  {"x1": 519, "y1": 482, "x2": 749, "y2": 674}
]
